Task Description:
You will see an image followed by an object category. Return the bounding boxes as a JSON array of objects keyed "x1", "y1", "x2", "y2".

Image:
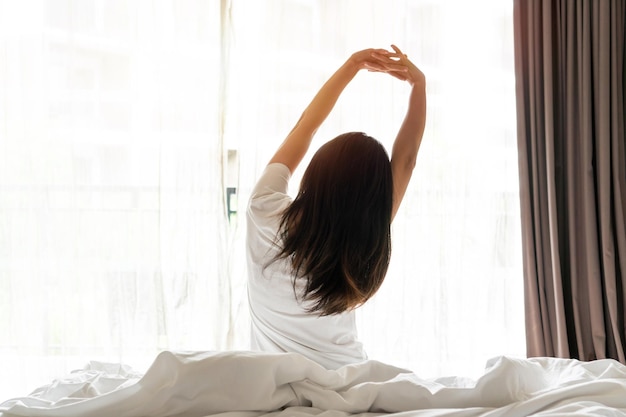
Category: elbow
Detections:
[{"x1": 404, "y1": 157, "x2": 417, "y2": 172}]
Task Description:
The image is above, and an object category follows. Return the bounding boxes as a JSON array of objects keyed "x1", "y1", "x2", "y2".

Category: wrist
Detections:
[
  {"x1": 411, "y1": 80, "x2": 426, "y2": 91},
  {"x1": 409, "y1": 74, "x2": 426, "y2": 90},
  {"x1": 408, "y1": 81, "x2": 426, "y2": 105},
  {"x1": 345, "y1": 55, "x2": 362, "y2": 74}
]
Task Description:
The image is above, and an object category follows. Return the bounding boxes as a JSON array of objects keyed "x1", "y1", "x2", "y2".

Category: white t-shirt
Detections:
[{"x1": 246, "y1": 162, "x2": 367, "y2": 370}]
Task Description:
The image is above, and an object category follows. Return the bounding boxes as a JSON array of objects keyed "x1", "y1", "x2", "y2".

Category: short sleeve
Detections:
[
  {"x1": 247, "y1": 163, "x2": 293, "y2": 241},
  {"x1": 250, "y1": 163, "x2": 291, "y2": 200}
]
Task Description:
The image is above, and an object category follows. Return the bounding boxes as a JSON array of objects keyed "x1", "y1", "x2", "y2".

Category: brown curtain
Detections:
[{"x1": 513, "y1": 0, "x2": 626, "y2": 362}]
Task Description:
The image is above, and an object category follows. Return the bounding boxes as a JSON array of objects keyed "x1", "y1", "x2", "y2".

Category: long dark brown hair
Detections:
[{"x1": 273, "y1": 132, "x2": 393, "y2": 316}]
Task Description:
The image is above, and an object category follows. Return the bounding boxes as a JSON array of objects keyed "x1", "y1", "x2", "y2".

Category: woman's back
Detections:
[{"x1": 246, "y1": 163, "x2": 366, "y2": 370}]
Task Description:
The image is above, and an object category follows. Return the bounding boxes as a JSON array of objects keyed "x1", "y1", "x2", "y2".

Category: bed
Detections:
[{"x1": 1, "y1": 350, "x2": 626, "y2": 417}]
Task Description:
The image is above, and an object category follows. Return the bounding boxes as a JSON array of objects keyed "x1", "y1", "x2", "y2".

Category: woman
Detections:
[{"x1": 246, "y1": 45, "x2": 426, "y2": 369}]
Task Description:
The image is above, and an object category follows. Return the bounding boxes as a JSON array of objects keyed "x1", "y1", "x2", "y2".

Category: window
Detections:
[{"x1": 0, "y1": 0, "x2": 523, "y2": 398}]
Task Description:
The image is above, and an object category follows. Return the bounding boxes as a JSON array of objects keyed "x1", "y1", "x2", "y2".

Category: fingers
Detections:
[
  {"x1": 391, "y1": 44, "x2": 405, "y2": 57},
  {"x1": 370, "y1": 52, "x2": 408, "y2": 72},
  {"x1": 371, "y1": 48, "x2": 393, "y2": 55},
  {"x1": 363, "y1": 61, "x2": 389, "y2": 72},
  {"x1": 391, "y1": 45, "x2": 411, "y2": 63},
  {"x1": 372, "y1": 51, "x2": 405, "y2": 62}
]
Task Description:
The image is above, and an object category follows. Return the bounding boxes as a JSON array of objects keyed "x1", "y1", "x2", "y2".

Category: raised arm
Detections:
[
  {"x1": 268, "y1": 48, "x2": 407, "y2": 173},
  {"x1": 379, "y1": 45, "x2": 427, "y2": 221}
]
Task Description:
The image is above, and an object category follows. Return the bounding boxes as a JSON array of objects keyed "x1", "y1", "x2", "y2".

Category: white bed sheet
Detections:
[{"x1": 1, "y1": 350, "x2": 626, "y2": 417}]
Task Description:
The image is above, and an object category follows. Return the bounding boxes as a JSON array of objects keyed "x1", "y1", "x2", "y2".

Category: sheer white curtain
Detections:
[
  {"x1": 226, "y1": 0, "x2": 524, "y2": 378},
  {"x1": 0, "y1": 0, "x2": 232, "y2": 399},
  {"x1": 0, "y1": 0, "x2": 523, "y2": 400}
]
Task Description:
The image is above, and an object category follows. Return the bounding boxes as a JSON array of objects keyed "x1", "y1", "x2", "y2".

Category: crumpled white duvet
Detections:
[{"x1": 1, "y1": 351, "x2": 626, "y2": 417}]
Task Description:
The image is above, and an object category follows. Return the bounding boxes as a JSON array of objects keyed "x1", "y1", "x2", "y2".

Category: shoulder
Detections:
[
  {"x1": 249, "y1": 163, "x2": 292, "y2": 201},
  {"x1": 247, "y1": 163, "x2": 293, "y2": 240}
]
